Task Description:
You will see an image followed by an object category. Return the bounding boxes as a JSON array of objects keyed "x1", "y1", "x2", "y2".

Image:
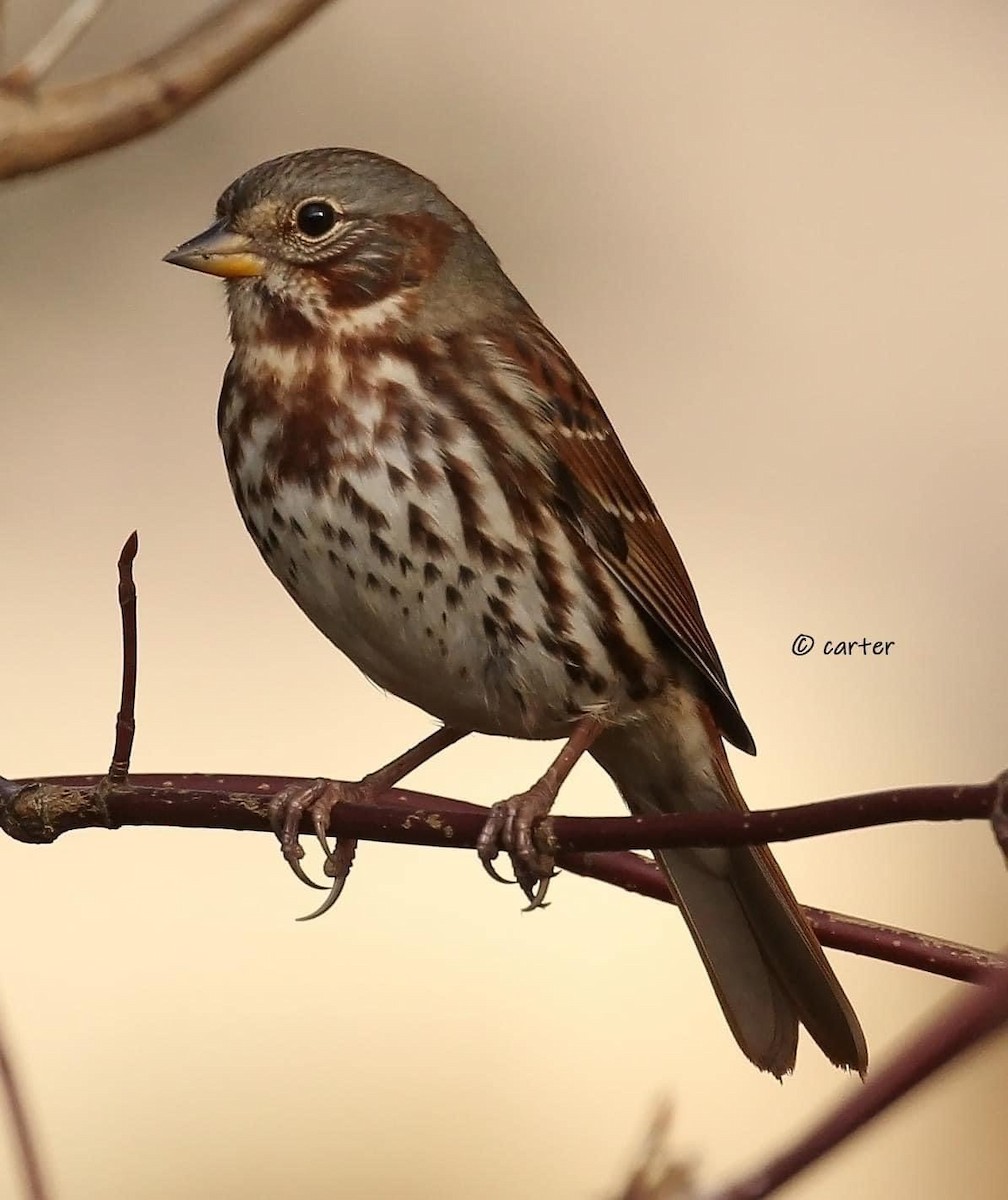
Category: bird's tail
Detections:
[{"x1": 591, "y1": 701, "x2": 867, "y2": 1078}]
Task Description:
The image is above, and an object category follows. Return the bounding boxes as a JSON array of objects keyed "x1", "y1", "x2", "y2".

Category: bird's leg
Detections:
[
  {"x1": 269, "y1": 726, "x2": 468, "y2": 919},
  {"x1": 477, "y1": 716, "x2": 603, "y2": 911}
]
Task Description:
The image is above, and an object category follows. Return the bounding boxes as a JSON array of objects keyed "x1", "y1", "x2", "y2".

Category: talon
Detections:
[
  {"x1": 268, "y1": 778, "x2": 340, "y2": 894},
  {"x1": 297, "y1": 838, "x2": 357, "y2": 922},
  {"x1": 477, "y1": 804, "x2": 516, "y2": 885},
  {"x1": 285, "y1": 847, "x2": 328, "y2": 891},
  {"x1": 478, "y1": 791, "x2": 558, "y2": 905},
  {"x1": 312, "y1": 800, "x2": 338, "y2": 866},
  {"x1": 521, "y1": 873, "x2": 553, "y2": 912}
]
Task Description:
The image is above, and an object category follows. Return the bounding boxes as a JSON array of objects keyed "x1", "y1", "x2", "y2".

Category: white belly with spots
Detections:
[{"x1": 229, "y1": 432, "x2": 661, "y2": 738}]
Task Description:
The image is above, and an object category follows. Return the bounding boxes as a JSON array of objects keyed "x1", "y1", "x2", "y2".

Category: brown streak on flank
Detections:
[
  {"x1": 398, "y1": 553, "x2": 413, "y2": 576},
  {"x1": 424, "y1": 562, "x2": 442, "y2": 585},
  {"x1": 422, "y1": 337, "x2": 547, "y2": 538},
  {"x1": 488, "y1": 594, "x2": 530, "y2": 645},
  {"x1": 441, "y1": 452, "x2": 486, "y2": 558},
  {"x1": 413, "y1": 457, "x2": 440, "y2": 493},
  {"x1": 407, "y1": 503, "x2": 448, "y2": 557},
  {"x1": 365, "y1": 573, "x2": 380, "y2": 591},
  {"x1": 386, "y1": 462, "x2": 409, "y2": 492},
  {"x1": 498, "y1": 541, "x2": 528, "y2": 571},
  {"x1": 537, "y1": 628, "x2": 597, "y2": 693},
  {"x1": 458, "y1": 565, "x2": 476, "y2": 588},
  {"x1": 533, "y1": 537, "x2": 575, "y2": 640},
  {"x1": 370, "y1": 532, "x2": 396, "y2": 567},
  {"x1": 338, "y1": 477, "x2": 390, "y2": 532},
  {"x1": 338, "y1": 528, "x2": 355, "y2": 549},
  {"x1": 445, "y1": 584, "x2": 462, "y2": 609},
  {"x1": 570, "y1": 532, "x2": 653, "y2": 701}
]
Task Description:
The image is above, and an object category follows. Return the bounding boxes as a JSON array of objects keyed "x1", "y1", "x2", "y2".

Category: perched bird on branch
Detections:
[{"x1": 165, "y1": 147, "x2": 867, "y2": 1077}]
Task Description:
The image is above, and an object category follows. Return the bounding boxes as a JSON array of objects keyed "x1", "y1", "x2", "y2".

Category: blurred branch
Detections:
[
  {"x1": 0, "y1": 0, "x2": 336, "y2": 179},
  {"x1": 610, "y1": 1104, "x2": 694, "y2": 1200},
  {"x1": 704, "y1": 958, "x2": 1008, "y2": 1199},
  {"x1": 0, "y1": 1012, "x2": 50, "y2": 1200},
  {"x1": 2, "y1": 0, "x2": 109, "y2": 92}
]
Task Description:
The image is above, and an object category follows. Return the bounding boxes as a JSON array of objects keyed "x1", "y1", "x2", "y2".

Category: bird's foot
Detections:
[
  {"x1": 268, "y1": 778, "x2": 366, "y2": 921},
  {"x1": 477, "y1": 783, "x2": 559, "y2": 911}
]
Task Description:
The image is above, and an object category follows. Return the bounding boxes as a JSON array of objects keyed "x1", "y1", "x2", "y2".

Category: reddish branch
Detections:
[
  {"x1": 0, "y1": 770, "x2": 1002, "y2": 985},
  {"x1": 0, "y1": 0, "x2": 337, "y2": 179}
]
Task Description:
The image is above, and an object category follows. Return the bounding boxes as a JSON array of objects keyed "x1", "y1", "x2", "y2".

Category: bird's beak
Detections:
[{"x1": 163, "y1": 219, "x2": 265, "y2": 278}]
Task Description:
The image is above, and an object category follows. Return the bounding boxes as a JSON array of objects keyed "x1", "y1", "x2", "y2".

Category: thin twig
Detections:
[
  {"x1": 0, "y1": 1012, "x2": 50, "y2": 1200},
  {"x1": 107, "y1": 531, "x2": 138, "y2": 782},
  {"x1": 0, "y1": 0, "x2": 337, "y2": 179},
  {"x1": 704, "y1": 959, "x2": 1008, "y2": 1199},
  {"x1": 1, "y1": 0, "x2": 109, "y2": 93}
]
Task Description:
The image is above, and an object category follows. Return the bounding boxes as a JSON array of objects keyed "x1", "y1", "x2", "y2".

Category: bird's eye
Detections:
[{"x1": 294, "y1": 199, "x2": 339, "y2": 239}]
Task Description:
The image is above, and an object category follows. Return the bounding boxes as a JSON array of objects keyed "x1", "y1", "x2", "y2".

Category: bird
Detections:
[{"x1": 164, "y1": 147, "x2": 867, "y2": 1077}]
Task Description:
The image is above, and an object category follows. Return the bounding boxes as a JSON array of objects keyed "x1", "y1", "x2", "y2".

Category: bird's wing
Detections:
[{"x1": 491, "y1": 322, "x2": 755, "y2": 754}]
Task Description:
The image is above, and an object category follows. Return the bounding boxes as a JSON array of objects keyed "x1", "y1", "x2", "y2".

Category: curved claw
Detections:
[
  {"x1": 296, "y1": 870, "x2": 351, "y2": 922},
  {"x1": 268, "y1": 779, "x2": 336, "y2": 892},
  {"x1": 312, "y1": 804, "x2": 337, "y2": 866},
  {"x1": 282, "y1": 846, "x2": 328, "y2": 891},
  {"x1": 296, "y1": 837, "x2": 357, "y2": 921},
  {"x1": 480, "y1": 856, "x2": 518, "y2": 886},
  {"x1": 521, "y1": 872, "x2": 554, "y2": 912},
  {"x1": 477, "y1": 805, "x2": 518, "y2": 885}
]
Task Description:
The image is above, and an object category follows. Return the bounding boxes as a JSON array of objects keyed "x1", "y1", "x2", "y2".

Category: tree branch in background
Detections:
[
  {"x1": 0, "y1": 1013, "x2": 50, "y2": 1200},
  {"x1": 0, "y1": 0, "x2": 337, "y2": 179},
  {"x1": 2, "y1": 0, "x2": 110, "y2": 92},
  {"x1": 703, "y1": 958, "x2": 1008, "y2": 1199}
]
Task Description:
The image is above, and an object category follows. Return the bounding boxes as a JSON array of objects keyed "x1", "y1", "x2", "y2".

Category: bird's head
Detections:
[{"x1": 164, "y1": 148, "x2": 498, "y2": 336}]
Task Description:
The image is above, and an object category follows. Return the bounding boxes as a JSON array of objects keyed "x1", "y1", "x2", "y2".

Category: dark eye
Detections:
[{"x1": 295, "y1": 199, "x2": 339, "y2": 239}]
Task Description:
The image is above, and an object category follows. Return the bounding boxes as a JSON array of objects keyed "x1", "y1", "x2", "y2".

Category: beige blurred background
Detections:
[{"x1": 2, "y1": 1, "x2": 1007, "y2": 1197}]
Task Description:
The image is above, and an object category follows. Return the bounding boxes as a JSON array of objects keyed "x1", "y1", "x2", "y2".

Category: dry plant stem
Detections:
[
  {"x1": 0, "y1": 0, "x2": 336, "y2": 179},
  {"x1": 107, "y1": 531, "x2": 138, "y2": 782},
  {"x1": 0, "y1": 774, "x2": 1002, "y2": 985},
  {"x1": 0, "y1": 1013, "x2": 50, "y2": 1200},
  {"x1": 2, "y1": 0, "x2": 109, "y2": 92},
  {"x1": 705, "y1": 960, "x2": 1008, "y2": 1200}
]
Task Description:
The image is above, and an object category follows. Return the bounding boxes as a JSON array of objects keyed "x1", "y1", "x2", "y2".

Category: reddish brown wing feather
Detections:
[{"x1": 495, "y1": 322, "x2": 755, "y2": 754}]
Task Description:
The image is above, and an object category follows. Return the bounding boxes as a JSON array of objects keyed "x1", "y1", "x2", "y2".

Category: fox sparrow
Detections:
[{"x1": 165, "y1": 148, "x2": 867, "y2": 1076}]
